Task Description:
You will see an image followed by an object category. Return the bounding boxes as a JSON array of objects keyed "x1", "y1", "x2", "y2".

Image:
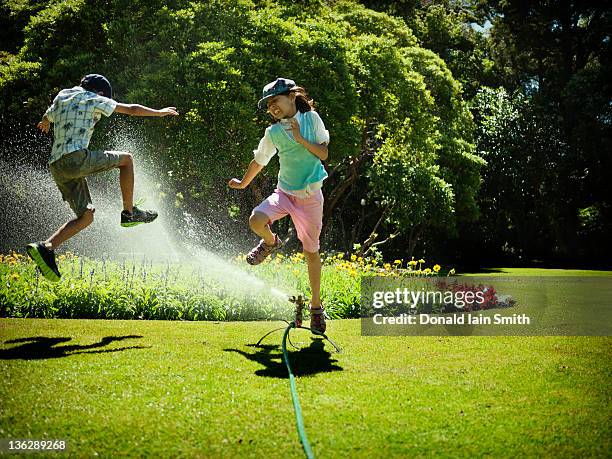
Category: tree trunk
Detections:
[
  {"x1": 407, "y1": 224, "x2": 423, "y2": 259},
  {"x1": 322, "y1": 122, "x2": 376, "y2": 237}
]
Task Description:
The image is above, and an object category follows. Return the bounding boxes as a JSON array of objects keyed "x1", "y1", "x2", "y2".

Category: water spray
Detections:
[{"x1": 255, "y1": 295, "x2": 342, "y2": 459}]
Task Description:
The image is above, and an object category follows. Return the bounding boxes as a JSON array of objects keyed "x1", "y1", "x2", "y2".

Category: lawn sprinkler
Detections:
[
  {"x1": 290, "y1": 294, "x2": 306, "y2": 328},
  {"x1": 255, "y1": 295, "x2": 341, "y2": 353}
]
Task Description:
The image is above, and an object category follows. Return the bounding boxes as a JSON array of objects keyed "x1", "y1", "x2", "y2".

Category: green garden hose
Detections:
[
  {"x1": 282, "y1": 321, "x2": 315, "y2": 459},
  {"x1": 257, "y1": 296, "x2": 341, "y2": 458},
  {"x1": 279, "y1": 321, "x2": 342, "y2": 459}
]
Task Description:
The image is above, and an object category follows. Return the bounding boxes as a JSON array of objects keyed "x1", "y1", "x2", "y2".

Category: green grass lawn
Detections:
[
  {"x1": 1, "y1": 318, "x2": 610, "y2": 457},
  {"x1": 463, "y1": 268, "x2": 612, "y2": 276}
]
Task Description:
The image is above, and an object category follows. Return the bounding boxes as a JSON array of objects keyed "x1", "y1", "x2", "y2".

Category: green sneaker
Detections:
[
  {"x1": 121, "y1": 206, "x2": 158, "y2": 227},
  {"x1": 26, "y1": 242, "x2": 61, "y2": 282}
]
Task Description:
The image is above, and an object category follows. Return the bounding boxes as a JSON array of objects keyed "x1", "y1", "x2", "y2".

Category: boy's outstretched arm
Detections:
[
  {"x1": 114, "y1": 103, "x2": 179, "y2": 117},
  {"x1": 37, "y1": 116, "x2": 51, "y2": 133},
  {"x1": 228, "y1": 160, "x2": 264, "y2": 189}
]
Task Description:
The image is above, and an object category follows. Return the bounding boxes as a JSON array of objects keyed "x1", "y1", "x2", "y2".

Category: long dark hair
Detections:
[{"x1": 291, "y1": 86, "x2": 314, "y2": 113}]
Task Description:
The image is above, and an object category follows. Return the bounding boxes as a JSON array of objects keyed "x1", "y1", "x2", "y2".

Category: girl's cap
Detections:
[{"x1": 258, "y1": 77, "x2": 296, "y2": 109}]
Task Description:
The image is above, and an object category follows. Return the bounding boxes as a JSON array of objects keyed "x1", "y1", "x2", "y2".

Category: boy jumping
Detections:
[{"x1": 28, "y1": 73, "x2": 179, "y2": 281}]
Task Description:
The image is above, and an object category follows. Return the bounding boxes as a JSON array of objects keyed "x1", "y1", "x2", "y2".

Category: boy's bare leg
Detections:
[
  {"x1": 46, "y1": 208, "x2": 95, "y2": 249},
  {"x1": 249, "y1": 211, "x2": 276, "y2": 245},
  {"x1": 304, "y1": 250, "x2": 322, "y2": 308},
  {"x1": 118, "y1": 153, "x2": 134, "y2": 213}
]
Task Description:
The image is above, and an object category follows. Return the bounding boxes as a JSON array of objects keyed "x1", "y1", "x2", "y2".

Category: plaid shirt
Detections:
[{"x1": 44, "y1": 86, "x2": 117, "y2": 164}]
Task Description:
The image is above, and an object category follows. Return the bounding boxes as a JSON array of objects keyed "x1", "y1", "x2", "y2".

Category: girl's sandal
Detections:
[
  {"x1": 246, "y1": 233, "x2": 282, "y2": 265},
  {"x1": 309, "y1": 304, "x2": 327, "y2": 334}
]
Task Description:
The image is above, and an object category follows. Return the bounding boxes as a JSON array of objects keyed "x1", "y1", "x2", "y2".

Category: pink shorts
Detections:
[{"x1": 253, "y1": 188, "x2": 324, "y2": 253}]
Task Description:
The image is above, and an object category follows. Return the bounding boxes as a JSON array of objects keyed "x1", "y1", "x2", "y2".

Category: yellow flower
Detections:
[
  {"x1": 448, "y1": 268, "x2": 456, "y2": 276},
  {"x1": 394, "y1": 259, "x2": 402, "y2": 265},
  {"x1": 9, "y1": 273, "x2": 20, "y2": 281},
  {"x1": 337, "y1": 252, "x2": 344, "y2": 259},
  {"x1": 424, "y1": 268, "x2": 432, "y2": 274},
  {"x1": 433, "y1": 264, "x2": 441, "y2": 273},
  {"x1": 418, "y1": 259, "x2": 425, "y2": 264},
  {"x1": 383, "y1": 263, "x2": 392, "y2": 270},
  {"x1": 351, "y1": 254, "x2": 357, "y2": 261},
  {"x1": 408, "y1": 260, "x2": 417, "y2": 266}
]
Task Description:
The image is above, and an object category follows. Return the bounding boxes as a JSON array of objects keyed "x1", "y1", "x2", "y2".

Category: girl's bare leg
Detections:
[
  {"x1": 249, "y1": 211, "x2": 276, "y2": 245},
  {"x1": 304, "y1": 250, "x2": 322, "y2": 308}
]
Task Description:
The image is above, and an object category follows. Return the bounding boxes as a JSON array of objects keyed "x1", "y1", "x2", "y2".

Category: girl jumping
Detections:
[{"x1": 228, "y1": 78, "x2": 329, "y2": 333}]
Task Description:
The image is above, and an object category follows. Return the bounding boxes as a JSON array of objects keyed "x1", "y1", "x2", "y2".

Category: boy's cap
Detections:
[
  {"x1": 80, "y1": 74, "x2": 112, "y2": 99},
  {"x1": 258, "y1": 77, "x2": 296, "y2": 109}
]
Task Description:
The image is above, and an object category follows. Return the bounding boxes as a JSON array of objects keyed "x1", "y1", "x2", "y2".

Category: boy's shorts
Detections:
[
  {"x1": 253, "y1": 188, "x2": 324, "y2": 253},
  {"x1": 49, "y1": 149, "x2": 123, "y2": 217}
]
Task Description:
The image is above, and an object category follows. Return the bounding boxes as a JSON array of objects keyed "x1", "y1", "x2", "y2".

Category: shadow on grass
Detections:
[
  {"x1": 225, "y1": 336, "x2": 343, "y2": 378},
  {"x1": 0, "y1": 335, "x2": 148, "y2": 360}
]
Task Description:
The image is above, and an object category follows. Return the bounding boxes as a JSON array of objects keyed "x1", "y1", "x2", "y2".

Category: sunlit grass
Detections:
[{"x1": 1, "y1": 319, "x2": 610, "y2": 457}]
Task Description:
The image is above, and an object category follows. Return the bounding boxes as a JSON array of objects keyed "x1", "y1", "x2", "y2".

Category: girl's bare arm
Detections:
[
  {"x1": 228, "y1": 160, "x2": 264, "y2": 189},
  {"x1": 289, "y1": 118, "x2": 328, "y2": 160}
]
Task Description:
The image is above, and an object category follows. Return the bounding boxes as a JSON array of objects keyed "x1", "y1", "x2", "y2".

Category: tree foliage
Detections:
[
  {"x1": 362, "y1": 0, "x2": 611, "y2": 265},
  {"x1": 470, "y1": 1, "x2": 612, "y2": 264},
  {"x1": 0, "y1": 0, "x2": 481, "y2": 258}
]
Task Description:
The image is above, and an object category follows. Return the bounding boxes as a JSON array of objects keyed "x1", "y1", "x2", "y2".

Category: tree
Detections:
[{"x1": 474, "y1": 0, "x2": 612, "y2": 263}]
